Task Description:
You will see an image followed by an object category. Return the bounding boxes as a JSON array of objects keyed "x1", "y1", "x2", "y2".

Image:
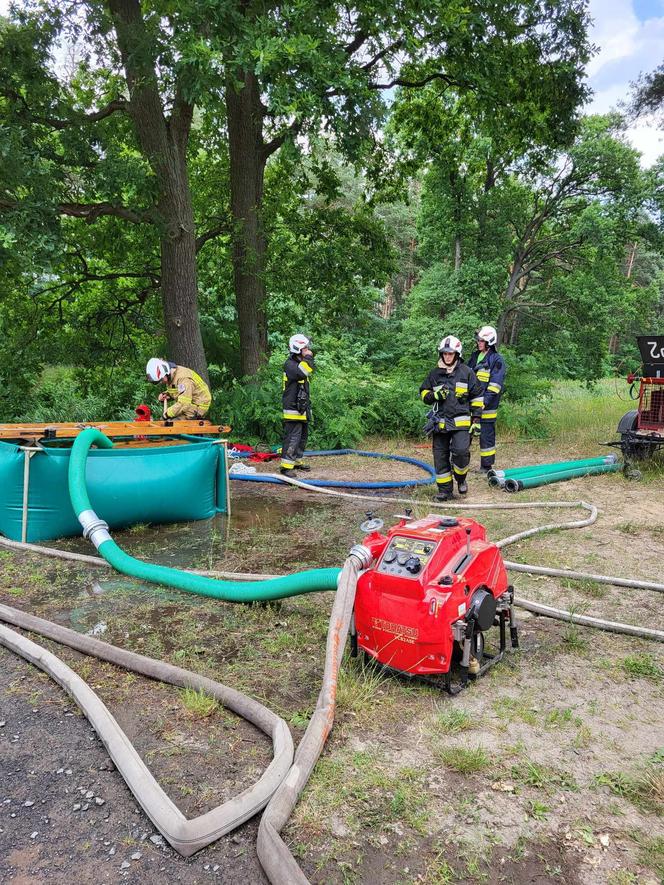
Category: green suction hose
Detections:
[
  {"x1": 68, "y1": 429, "x2": 341, "y2": 602},
  {"x1": 504, "y1": 461, "x2": 620, "y2": 492},
  {"x1": 489, "y1": 455, "x2": 617, "y2": 481}
]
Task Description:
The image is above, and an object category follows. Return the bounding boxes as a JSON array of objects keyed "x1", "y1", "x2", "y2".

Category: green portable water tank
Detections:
[{"x1": 0, "y1": 438, "x2": 229, "y2": 543}]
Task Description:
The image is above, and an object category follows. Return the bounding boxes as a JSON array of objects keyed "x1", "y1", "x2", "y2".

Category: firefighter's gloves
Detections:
[
  {"x1": 423, "y1": 386, "x2": 447, "y2": 405},
  {"x1": 470, "y1": 421, "x2": 481, "y2": 437}
]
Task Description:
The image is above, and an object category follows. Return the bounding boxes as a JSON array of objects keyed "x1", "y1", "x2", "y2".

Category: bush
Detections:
[{"x1": 220, "y1": 350, "x2": 430, "y2": 448}]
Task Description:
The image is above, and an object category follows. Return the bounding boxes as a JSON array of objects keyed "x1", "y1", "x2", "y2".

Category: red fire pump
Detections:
[{"x1": 351, "y1": 512, "x2": 519, "y2": 694}]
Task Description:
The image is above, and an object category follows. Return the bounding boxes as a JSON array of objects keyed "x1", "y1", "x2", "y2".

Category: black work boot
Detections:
[
  {"x1": 280, "y1": 467, "x2": 294, "y2": 477},
  {"x1": 456, "y1": 477, "x2": 468, "y2": 495},
  {"x1": 435, "y1": 488, "x2": 454, "y2": 502},
  {"x1": 293, "y1": 462, "x2": 311, "y2": 471}
]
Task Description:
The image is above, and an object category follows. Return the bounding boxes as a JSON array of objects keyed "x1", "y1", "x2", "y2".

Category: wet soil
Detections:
[{"x1": 1, "y1": 438, "x2": 664, "y2": 883}]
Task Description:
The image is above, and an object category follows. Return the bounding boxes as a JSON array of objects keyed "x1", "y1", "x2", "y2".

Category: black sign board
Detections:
[{"x1": 637, "y1": 335, "x2": 664, "y2": 377}]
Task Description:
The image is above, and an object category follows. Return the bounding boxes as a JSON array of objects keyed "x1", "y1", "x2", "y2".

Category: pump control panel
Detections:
[{"x1": 377, "y1": 535, "x2": 436, "y2": 578}]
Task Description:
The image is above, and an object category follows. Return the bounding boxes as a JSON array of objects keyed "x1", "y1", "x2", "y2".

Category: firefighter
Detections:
[
  {"x1": 420, "y1": 336, "x2": 484, "y2": 501},
  {"x1": 281, "y1": 334, "x2": 314, "y2": 476},
  {"x1": 145, "y1": 358, "x2": 212, "y2": 420},
  {"x1": 467, "y1": 325, "x2": 506, "y2": 472}
]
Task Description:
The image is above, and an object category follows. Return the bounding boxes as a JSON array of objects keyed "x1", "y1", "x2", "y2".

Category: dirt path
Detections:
[{"x1": 1, "y1": 439, "x2": 663, "y2": 883}]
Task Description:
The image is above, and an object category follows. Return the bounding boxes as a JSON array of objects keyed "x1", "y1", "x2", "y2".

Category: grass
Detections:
[
  {"x1": 560, "y1": 619, "x2": 589, "y2": 653},
  {"x1": 295, "y1": 749, "x2": 430, "y2": 838},
  {"x1": 634, "y1": 833, "x2": 664, "y2": 879},
  {"x1": 336, "y1": 657, "x2": 388, "y2": 718},
  {"x1": 593, "y1": 752, "x2": 664, "y2": 815},
  {"x1": 437, "y1": 745, "x2": 490, "y2": 774},
  {"x1": 561, "y1": 577, "x2": 607, "y2": 599},
  {"x1": 621, "y1": 654, "x2": 663, "y2": 681},
  {"x1": 511, "y1": 760, "x2": 578, "y2": 792},
  {"x1": 179, "y1": 687, "x2": 220, "y2": 718},
  {"x1": 493, "y1": 694, "x2": 539, "y2": 726},
  {"x1": 433, "y1": 707, "x2": 474, "y2": 735},
  {"x1": 527, "y1": 799, "x2": 550, "y2": 821}
]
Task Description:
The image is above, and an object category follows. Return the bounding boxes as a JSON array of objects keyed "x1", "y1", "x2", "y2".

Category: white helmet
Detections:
[
  {"x1": 438, "y1": 335, "x2": 463, "y2": 357},
  {"x1": 477, "y1": 325, "x2": 498, "y2": 347},
  {"x1": 146, "y1": 358, "x2": 171, "y2": 383},
  {"x1": 289, "y1": 333, "x2": 311, "y2": 355}
]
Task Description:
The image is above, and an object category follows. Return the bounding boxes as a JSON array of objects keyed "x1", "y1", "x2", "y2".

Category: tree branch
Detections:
[
  {"x1": 369, "y1": 71, "x2": 459, "y2": 91},
  {"x1": 361, "y1": 38, "x2": 405, "y2": 72},
  {"x1": 57, "y1": 201, "x2": 153, "y2": 224},
  {"x1": 195, "y1": 222, "x2": 229, "y2": 253},
  {"x1": 2, "y1": 89, "x2": 128, "y2": 129},
  {"x1": 262, "y1": 119, "x2": 301, "y2": 160},
  {"x1": 344, "y1": 29, "x2": 367, "y2": 55}
]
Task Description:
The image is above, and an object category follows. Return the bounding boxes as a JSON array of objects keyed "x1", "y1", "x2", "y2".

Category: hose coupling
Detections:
[
  {"x1": 78, "y1": 509, "x2": 112, "y2": 550},
  {"x1": 348, "y1": 544, "x2": 374, "y2": 570}
]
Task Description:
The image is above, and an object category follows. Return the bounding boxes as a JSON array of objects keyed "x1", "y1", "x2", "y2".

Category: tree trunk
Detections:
[
  {"x1": 226, "y1": 70, "x2": 269, "y2": 377},
  {"x1": 159, "y1": 157, "x2": 208, "y2": 381},
  {"x1": 454, "y1": 236, "x2": 462, "y2": 271},
  {"x1": 108, "y1": 0, "x2": 208, "y2": 381}
]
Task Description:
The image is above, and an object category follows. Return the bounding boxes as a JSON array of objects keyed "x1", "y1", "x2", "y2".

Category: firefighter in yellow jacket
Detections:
[{"x1": 145, "y1": 358, "x2": 211, "y2": 420}]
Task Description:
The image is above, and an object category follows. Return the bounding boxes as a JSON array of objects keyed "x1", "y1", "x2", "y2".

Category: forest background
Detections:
[{"x1": 1, "y1": 0, "x2": 663, "y2": 448}]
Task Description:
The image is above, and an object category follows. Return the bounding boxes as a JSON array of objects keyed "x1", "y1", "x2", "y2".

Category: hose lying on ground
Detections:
[
  {"x1": 66, "y1": 429, "x2": 339, "y2": 601},
  {"x1": 513, "y1": 599, "x2": 664, "y2": 641},
  {"x1": 489, "y1": 454, "x2": 618, "y2": 479},
  {"x1": 257, "y1": 556, "x2": 362, "y2": 885},
  {"x1": 4, "y1": 438, "x2": 664, "y2": 882},
  {"x1": 229, "y1": 448, "x2": 436, "y2": 489},
  {"x1": 503, "y1": 461, "x2": 621, "y2": 492},
  {"x1": 0, "y1": 603, "x2": 294, "y2": 857}
]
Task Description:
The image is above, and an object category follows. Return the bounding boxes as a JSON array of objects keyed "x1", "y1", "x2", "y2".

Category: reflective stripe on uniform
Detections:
[
  {"x1": 298, "y1": 360, "x2": 313, "y2": 375},
  {"x1": 421, "y1": 389, "x2": 432, "y2": 400},
  {"x1": 480, "y1": 447, "x2": 497, "y2": 457},
  {"x1": 283, "y1": 410, "x2": 307, "y2": 421},
  {"x1": 436, "y1": 472, "x2": 452, "y2": 485},
  {"x1": 453, "y1": 463, "x2": 470, "y2": 476},
  {"x1": 454, "y1": 415, "x2": 471, "y2": 427},
  {"x1": 482, "y1": 411, "x2": 497, "y2": 420},
  {"x1": 476, "y1": 370, "x2": 490, "y2": 382},
  {"x1": 454, "y1": 382, "x2": 468, "y2": 397},
  {"x1": 487, "y1": 382, "x2": 502, "y2": 394},
  {"x1": 470, "y1": 397, "x2": 484, "y2": 408},
  {"x1": 281, "y1": 459, "x2": 295, "y2": 469}
]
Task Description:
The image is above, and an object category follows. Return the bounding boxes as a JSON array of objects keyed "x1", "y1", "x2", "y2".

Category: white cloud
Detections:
[{"x1": 585, "y1": 0, "x2": 664, "y2": 167}]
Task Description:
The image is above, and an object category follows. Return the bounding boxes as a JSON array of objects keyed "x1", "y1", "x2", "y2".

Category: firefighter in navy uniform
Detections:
[
  {"x1": 467, "y1": 325, "x2": 506, "y2": 472},
  {"x1": 420, "y1": 336, "x2": 484, "y2": 501},
  {"x1": 280, "y1": 334, "x2": 314, "y2": 476}
]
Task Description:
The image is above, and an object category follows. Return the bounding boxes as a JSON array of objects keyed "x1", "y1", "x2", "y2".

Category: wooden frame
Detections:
[{"x1": 0, "y1": 420, "x2": 231, "y2": 443}]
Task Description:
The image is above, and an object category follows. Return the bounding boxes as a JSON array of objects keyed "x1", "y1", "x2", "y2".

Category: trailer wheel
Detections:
[{"x1": 618, "y1": 411, "x2": 655, "y2": 461}]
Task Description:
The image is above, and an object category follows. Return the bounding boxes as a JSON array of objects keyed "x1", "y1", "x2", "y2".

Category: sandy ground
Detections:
[{"x1": 1, "y1": 437, "x2": 663, "y2": 884}]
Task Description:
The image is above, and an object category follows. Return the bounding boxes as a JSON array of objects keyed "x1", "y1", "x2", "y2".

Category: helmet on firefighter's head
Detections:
[
  {"x1": 146, "y1": 358, "x2": 171, "y2": 383},
  {"x1": 438, "y1": 335, "x2": 463, "y2": 358},
  {"x1": 289, "y1": 333, "x2": 311, "y2": 355},
  {"x1": 476, "y1": 325, "x2": 498, "y2": 347}
]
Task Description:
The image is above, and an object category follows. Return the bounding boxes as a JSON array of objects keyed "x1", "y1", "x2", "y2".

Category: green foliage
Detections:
[{"x1": 220, "y1": 345, "x2": 428, "y2": 449}]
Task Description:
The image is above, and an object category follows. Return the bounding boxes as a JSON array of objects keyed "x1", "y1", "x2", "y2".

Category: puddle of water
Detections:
[{"x1": 40, "y1": 490, "x2": 342, "y2": 634}]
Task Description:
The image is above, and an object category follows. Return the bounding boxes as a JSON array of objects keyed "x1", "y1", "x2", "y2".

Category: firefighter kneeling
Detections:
[
  {"x1": 420, "y1": 336, "x2": 483, "y2": 501},
  {"x1": 281, "y1": 334, "x2": 314, "y2": 476},
  {"x1": 145, "y1": 358, "x2": 211, "y2": 420}
]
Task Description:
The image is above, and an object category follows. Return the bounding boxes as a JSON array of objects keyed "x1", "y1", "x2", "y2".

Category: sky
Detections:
[
  {"x1": 587, "y1": 0, "x2": 664, "y2": 165},
  {"x1": 0, "y1": 0, "x2": 662, "y2": 166}
]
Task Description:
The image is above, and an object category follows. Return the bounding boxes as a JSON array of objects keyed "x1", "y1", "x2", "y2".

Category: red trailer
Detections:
[{"x1": 616, "y1": 336, "x2": 664, "y2": 461}]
